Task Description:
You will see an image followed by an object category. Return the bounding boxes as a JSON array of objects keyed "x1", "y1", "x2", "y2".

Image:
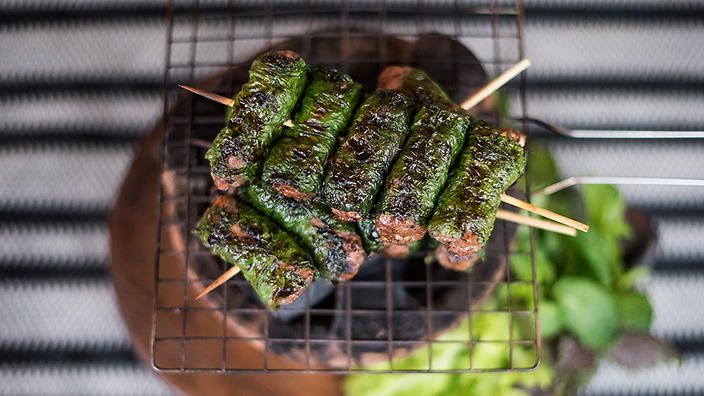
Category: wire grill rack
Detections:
[{"x1": 153, "y1": 0, "x2": 539, "y2": 373}]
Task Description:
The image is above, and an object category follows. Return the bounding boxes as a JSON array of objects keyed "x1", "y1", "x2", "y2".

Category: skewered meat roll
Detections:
[
  {"x1": 429, "y1": 122, "x2": 526, "y2": 256},
  {"x1": 320, "y1": 89, "x2": 413, "y2": 221},
  {"x1": 246, "y1": 183, "x2": 365, "y2": 282},
  {"x1": 375, "y1": 105, "x2": 471, "y2": 246},
  {"x1": 206, "y1": 50, "x2": 308, "y2": 189},
  {"x1": 194, "y1": 196, "x2": 317, "y2": 308},
  {"x1": 262, "y1": 68, "x2": 362, "y2": 201}
]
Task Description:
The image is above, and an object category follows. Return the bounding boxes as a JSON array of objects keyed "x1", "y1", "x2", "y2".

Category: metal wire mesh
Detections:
[{"x1": 153, "y1": 0, "x2": 539, "y2": 373}]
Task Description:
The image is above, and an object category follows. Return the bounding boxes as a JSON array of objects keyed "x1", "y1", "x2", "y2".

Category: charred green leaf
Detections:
[
  {"x1": 247, "y1": 183, "x2": 365, "y2": 282},
  {"x1": 194, "y1": 196, "x2": 316, "y2": 309},
  {"x1": 429, "y1": 122, "x2": 526, "y2": 255},
  {"x1": 262, "y1": 68, "x2": 362, "y2": 200},
  {"x1": 357, "y1": 217, "x2": 383, "y2": 255},
  {"x1": 206, "y1": 50, "x2": 308, "y2": 189},
  {"x1": 320, "y1": 89, "x2": 413, "y2": 221},
  {"x1": 376, "y1": 105, "x2": 471, "y2": 246}
]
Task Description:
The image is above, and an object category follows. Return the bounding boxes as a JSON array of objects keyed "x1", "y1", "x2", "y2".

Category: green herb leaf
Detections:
[
  {"x1": 569, "y1": 231, "x2": 614, "y2": 287},
  {"x1": 553, "y1": 277, "x2": 622, "y2": 350},
  {"x1": 615, "y1": 292, "x2": 653, "y2": 332},
  {"x1": 582, "y1": 184, "x2": 630, "y2": 239},
  {"x1": 510, "y1": 227, "x2": 556, "y2": 285},
  {"x1": 617, "y1": 265, "x2": 651, "y2": 291},
  {"x1": 539, "y1": 300, "x2": 563, "y2": 339},
  {"x1": 525, "y1": 147, "x2": 559, "y2": 191}
]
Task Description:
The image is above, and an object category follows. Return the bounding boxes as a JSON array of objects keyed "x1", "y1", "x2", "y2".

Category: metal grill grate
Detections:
[{"x1": 153, "y1": 0, "x2": 539, "y2": 373}]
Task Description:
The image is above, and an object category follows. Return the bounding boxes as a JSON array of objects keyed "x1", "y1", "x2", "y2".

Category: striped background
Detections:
[{"x1": 1, "y1": 1, "x2": 703, "y2": 395}]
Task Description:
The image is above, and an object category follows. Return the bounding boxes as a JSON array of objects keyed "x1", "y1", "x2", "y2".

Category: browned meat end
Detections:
[
  {"x1": 212, "y1": 195, "x2": 239, "y2": 214},
  {"x1": 435, "y1": 245, "x2": 479, "y2": 272},
  {"x1": 333, "y1": 230, "x2": 366, "y2": 281},
  {"x1": 226, "y1": 155, "x2": 247, "y2": 170},
  {"x1": 375, "y1": 214, "x2": 426, "y2": 246},
  {"x1": 310, "y1": 217, "x2": 327, "y2": 229},
  {"x1": 377, "y1": 66, "x2": 411, "y2": 91},
  {"x1": 382, "y1": 244, "x2": 410, "y2": 258},
  {"x1": 499, "y1": 128, "x2": 526, "y2": 147},
  {"x1": 276, "y1": 49, "x2": 302, "y2": 60},
  {"x1": 211, "y1": 172, "x2": 247, "y2": 190},
  {"x1": 431, "y1": 229, "x2": 483, "y2": 257},
  {"x1": 274, "y1": 260, "x2": 315, "y2": 305}
]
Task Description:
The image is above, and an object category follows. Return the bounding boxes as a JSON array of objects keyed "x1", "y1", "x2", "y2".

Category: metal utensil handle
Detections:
[
  {"x1": 533, "y1": 176, "x2": 704, "y2": 197},
  {"x1": 516, "y1": 117, "x2": 704, "y2": 139}
]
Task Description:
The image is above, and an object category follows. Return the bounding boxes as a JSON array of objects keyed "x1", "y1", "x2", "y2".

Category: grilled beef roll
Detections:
[
  {"x1": 246, "y1": 183, "x2": 365, "y2": 282},
  {"x1": 320, "y1": 89, "x2": 413, "y2": 221},
  {"x1": 375, "y1": 105, "x2": 471, "y2": 246},
  {"x1": 429, "y1": 122, "x2": 526, "y2": 256},
  {"x1": 262, "y1": 67, "x2": 362, "y2": 201},
  {"x1": 206, "y1": 50, "x2": 308, "y2": 190},
  {"x1": 194, "y1": 196, "x2": 317, "y2": 308}
]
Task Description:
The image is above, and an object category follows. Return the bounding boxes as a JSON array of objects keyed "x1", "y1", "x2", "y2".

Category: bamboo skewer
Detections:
[
  {"x1": 178, "y1": 84, "x2": 234, "y2": 106},
  {"x1": 500, "y1": 193, "x2": 589, "y2": 232},
  {"x1": 496, "y1": 210, "x2": 577, "y2": 237},
  {"x1": 195, "y1": 265, "x2": 242, "y2": 300},
  {"x1": 460, "y1": 58, "x2": 531, "y2": 111},
  {"x1": 178, "y1": 85, "x2": 295, "y2": 128}
]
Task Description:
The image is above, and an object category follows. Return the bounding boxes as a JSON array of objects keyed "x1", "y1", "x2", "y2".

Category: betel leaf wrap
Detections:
[
  {"x1": 375, "y1": 105, "x2": 471, "y2": 245},
  {"x1": 261, "y1": 68, "x2": 362, "y2": 200},
  {"x1": 429, "y1": 121, "x2": 526, "y2": 256},
  {"x1": 378, "y1": 66, "x2": 454, "y2": 108},
  {"x1": 246, "y1": 183, "x2": 365, "y2": 282},
  {"x1": 357, "y1": 217, "x2": 383, "y2": 254},
  {"x1": 320, "y1": 89, "x2": 413, "y2": 221},
  {"x1": 205, "y1": 51, "x2": 308, "y2": 189},
  {"x1": 194, "y1": 196, "x2": 316, "y2": 308}
]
